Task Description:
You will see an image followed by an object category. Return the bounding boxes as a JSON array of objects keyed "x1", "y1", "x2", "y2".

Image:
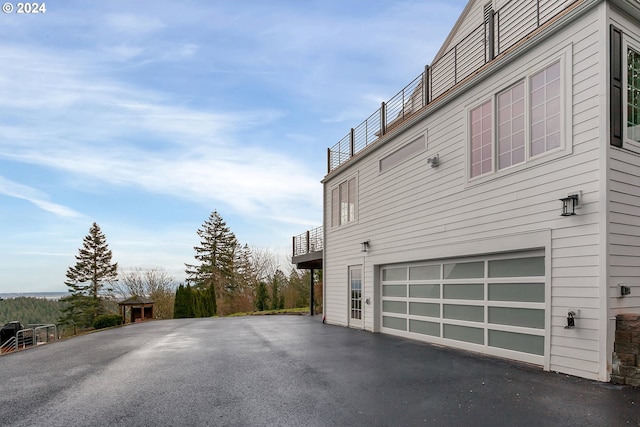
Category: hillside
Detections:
[{"x1": 0, "y1": 297, "x2": 64, "y2": 325}]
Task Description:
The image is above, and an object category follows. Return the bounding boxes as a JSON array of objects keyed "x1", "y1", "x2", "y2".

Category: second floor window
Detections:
[
  {"x1": 331, "y1": 176, "x2": 357, "y2": 227},
  {"x1": 470, "y1": 60, "x2": 562, "y2": 180}
]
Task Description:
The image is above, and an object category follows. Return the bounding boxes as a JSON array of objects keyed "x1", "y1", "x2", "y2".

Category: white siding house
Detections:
[{"x1": 319, "y1": 0, "x2": 640, "y2": 381}]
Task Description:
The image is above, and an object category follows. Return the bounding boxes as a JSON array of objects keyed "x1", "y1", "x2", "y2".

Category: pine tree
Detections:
[
  {"x1": 255, "y1": 281, "x2": 269, "y2": 311},
  {"x1": 59, "y1": 222, "x2": 118, "y2": 332},
  {"x1": 173, "y1": 284, "x2": 189, "y2": 319},
  {"x1": 185, "y1": 211, "x2": 237, "y2": 316}
]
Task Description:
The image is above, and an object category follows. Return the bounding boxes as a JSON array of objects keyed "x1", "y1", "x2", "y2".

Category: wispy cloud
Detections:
[{"x1": 0, "y1": 176, "x2": 84, "y2": 218}]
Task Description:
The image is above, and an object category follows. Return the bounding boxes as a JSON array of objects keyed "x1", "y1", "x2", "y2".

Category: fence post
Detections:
[
  {"x1": 423, "y1": 65, "x2": 430, "y2": 106},
  {"x1": 306, "y1": 230, "x2": 310, "y2": 254},
  {"x1": 487, "y1": 9, "x2": 495, "y2": 61},
  {"x1": 327, "y1": 147, "x2": 331, "y2": 173},
  {"x1": 350, "y1": 128, "x2": 355, "y2": 157},
  {"x1": 380, "y1": 102, "x2": 387, "y2": 136},
  {"x1": 292, "y1": 235, "x2": 296, "y2": 257}
]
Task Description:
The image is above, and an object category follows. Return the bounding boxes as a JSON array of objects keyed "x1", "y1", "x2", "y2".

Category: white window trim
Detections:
[
  {"x1": 623, "y1": 35, "x2": 640, "y2": 153},
  {"x1": 465, "y1": 45, "x2": 573, "y2": 186}
]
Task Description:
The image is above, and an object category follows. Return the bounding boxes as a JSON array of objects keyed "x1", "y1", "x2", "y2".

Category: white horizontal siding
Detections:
[
  {"x1": 324, "y1": 3, "x2": 605, "y2": 380},
  {"x1": 609, "y1": 147, "x2": 640, "y2": 314}
]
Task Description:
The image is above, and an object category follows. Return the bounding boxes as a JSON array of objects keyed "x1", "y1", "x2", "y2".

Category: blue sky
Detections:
[{"x1": 0, "y1": 0, "x2": 466, "y2": 293}]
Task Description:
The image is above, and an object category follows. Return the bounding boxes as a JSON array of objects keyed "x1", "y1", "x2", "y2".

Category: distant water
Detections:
[{"x1": 0, "y1": 292, "x2": 67, "y2": 300}]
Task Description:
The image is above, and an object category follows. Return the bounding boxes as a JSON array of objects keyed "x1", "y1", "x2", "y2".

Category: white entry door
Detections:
[{"x1": 349, "y1": 266, "x2": 363, "y2": 328}]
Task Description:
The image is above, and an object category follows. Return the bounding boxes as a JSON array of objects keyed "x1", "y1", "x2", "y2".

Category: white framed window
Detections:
[
  {"x1": 468, "y1": 56, "x2": 566, "y2": 182},
  {"x1": 331, "y1": 176, "x2": 357, "y2": 227},
  {"x1": 498, "y1": 81, "x2": 525, "y2": 169},
  {"x1": 470, "y1": 100, "x2": 493, "y2": 178},
  {"x1": 626, "y1": 42, "x2": 640, "y2": 146},
  {"x1": 530, "y1": 61, "x2": 561, "y2": 156}
]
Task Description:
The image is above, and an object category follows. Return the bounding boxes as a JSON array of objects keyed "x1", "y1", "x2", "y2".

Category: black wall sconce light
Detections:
[
  {"x1": 427, "y1": 154, "x2": 440, "y2": 168},
  {"x1": 619, "y1": 283, "x2": 631, "y2": 296},
  {"x1": 360, "y1": 240, "x2": 370, "y2": 253},
  {"x1": 560, "y1": 193, "x2": 580, "y2": 216},
  {"x1": 565, "y1": 310, "x2": 576, "y2": 329}
]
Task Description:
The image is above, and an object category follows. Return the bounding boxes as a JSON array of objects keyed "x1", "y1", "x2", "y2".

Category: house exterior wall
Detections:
[
  {"x1": 323, "y1": 1, "x2": 613, "y2": 381},
  {"x1": 606, "y1": 3, "x2": 640, "y2": 369}
]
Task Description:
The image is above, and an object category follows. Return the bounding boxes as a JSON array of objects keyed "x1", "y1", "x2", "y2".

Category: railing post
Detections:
[
  {"x1": 380, "y1": 102, "x2": 387, "y2": 136},
  {"x1": 350, "y1": 128, "x2": 355, "y2": 157},
  {"x1": 487, "y1": 9, "x2": 495, "y2": 61},
  {"x1": 292, "y1": 236, "x2": 296, "y2": 257},
  {"x1": 327, "y1": 147, "x2": 331, "y2": 173},
  {"x1": 306, "y1": 230, "x2": 310, "y2": 255},
  {"x1": 423, "y1": 65, "x2": 430, "y2": 106}
]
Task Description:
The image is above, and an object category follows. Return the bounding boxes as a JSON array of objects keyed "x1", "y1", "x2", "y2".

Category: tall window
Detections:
[
  {"x1": 331, "y1": 176, "x2": 357, "y2": 227},
  {"x1": 530, "y1": 61, "x2": 561, "y2": 156},
  {"x1": 498, "y1": 81, "x2": 525, "y2": 169},
  {"x1": 628, "y1": 47, "x2": 640, "y2": 143},
  {"x1": 470, "y1": 100, "x2": 493, "y2": 178}
]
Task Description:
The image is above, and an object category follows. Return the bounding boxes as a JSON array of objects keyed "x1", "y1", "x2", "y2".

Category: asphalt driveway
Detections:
[{"x1": 0, "y1": 316, "x2": 638, "y2": 426}]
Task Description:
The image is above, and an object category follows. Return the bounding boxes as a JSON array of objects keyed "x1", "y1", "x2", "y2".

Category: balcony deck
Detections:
[{"x1": 291, "y1": 226, "x2": 322, "y2": 269}]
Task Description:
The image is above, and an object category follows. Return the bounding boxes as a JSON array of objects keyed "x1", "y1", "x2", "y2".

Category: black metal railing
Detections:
[
  {"x1": 292, "y1": 226, "x2": 323, "y2": 257},
  {"x1": 327, "y1": 0, "x2": 579, "y2": 173}
]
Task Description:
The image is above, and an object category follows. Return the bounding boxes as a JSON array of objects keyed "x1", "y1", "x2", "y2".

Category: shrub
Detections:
[{"x1": 93, "y1": 314, "x2": 123, "y2": 330}]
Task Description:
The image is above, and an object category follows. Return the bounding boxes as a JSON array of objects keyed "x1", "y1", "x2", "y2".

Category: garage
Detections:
[{"x1": 380, "y1": 251, "x2": 546, "y2": 365}]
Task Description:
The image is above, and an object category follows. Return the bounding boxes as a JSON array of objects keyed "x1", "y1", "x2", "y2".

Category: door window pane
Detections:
[
  {"x1": 409, "y1": 319, "x2": 440, "y2": 336},
  {"x1": 383, "y1": 285, "x2": 406, "y2": 297},
  {"x1": 444, "y1": 261, "x2": 484, "y2": 279},
  {"x1": 383, "y1": 301, "x2": 407, "y2": 314},
  {"x1": 443, "y1": 284, "x2": 484, "y2": 300},
  {"x1": 409, "y1": 302, "x2": 440, "y2": 317},
  {"x1": 488, "y1": 283, "x2": 544, "y2": 302},
  {"x1": 383, "y1": 268, "x2": 407, "y2": 281},
  {"x1": 443, "y1": 304, "x2": 484, "y2": 322},
  {"x1": 489, "y1": 330, "x2": 544, "y2": 355},
  {"x1": 488, "y1": 307, "x2": 545, "y2": 329},
  {"x1": 488, "y1": 256, "x2": 544, "y2": 277},
  {"x1": 443, "y1": 324, "x2": 484, "y2": 344},
  {"x1": 383, "y1": 316, "x2": 406, "y2": 331},
  {"x1": 409, "y1": 284, "x2": 440, "y2": 298},
  {"x1": 409, "y1": 265, "x2": 440, "y2": 280}
]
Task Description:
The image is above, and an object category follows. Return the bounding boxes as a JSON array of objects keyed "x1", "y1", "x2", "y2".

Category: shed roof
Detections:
[{"x1": 118, "y1": 296, "x2": 154, "y2": 305}]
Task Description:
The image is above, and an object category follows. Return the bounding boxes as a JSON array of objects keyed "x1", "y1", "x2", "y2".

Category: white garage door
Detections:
[{"x1": 380, "y1": 252, "x2": 546, "y2": 365}]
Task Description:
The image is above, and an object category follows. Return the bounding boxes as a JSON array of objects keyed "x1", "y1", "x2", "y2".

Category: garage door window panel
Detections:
[
  {"x1": 488, "y1": 307, "x2": 545, "y2": 329},
  {"x1": 409, "y1": 319, "x2": 440, "y2": 337},
  {"x1": 409, "y1": 284, "x2": 440, "y2": 298},
  {"x1": 444, "y1": 324, "x2": 484, "y2": 345},
  {"x1": 409, "y1": 302, "x2": 440, "y2": 318},
  {"x1": 489, "y1": 330, "x2": 544, "y2": 355},
  {"x1": 443, "y1": 283, "x2": 484, "y2": 300},
  {"x1": 488, "y1": 283, "x2": 544, "y2": 302}
]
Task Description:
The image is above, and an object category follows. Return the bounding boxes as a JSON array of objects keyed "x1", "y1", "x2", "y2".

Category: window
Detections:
[
  {"x1": 469, "y1": 60, "x2": 563, "y2": 180},
  {"x1": 470, "y1": 100, "x2": 493, "y2": 178},
  {"x1": 498, "y1": 82, "x2": 525, "y2": 169},
  {"x1": 530, "y1": 61, "x2": 561, "y2": 156},
  {"x1": 627, "y1": 46, "x2": 640, "y2": 143},
  {"x1": 331, "y1": 176, "x2": 357, "y2": 227}
]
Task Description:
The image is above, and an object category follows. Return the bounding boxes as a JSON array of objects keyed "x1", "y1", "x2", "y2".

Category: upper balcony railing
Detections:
[
  {"x1": 327, "y1": 0, "x2": 579, "y2": 173},
  {"x1": 292, "y1": 226, "x2": 323, "y2": 258}
]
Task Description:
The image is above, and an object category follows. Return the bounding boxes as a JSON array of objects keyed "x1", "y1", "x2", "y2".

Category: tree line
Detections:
[
  {"x1": 0, "y1": 297, "x2": 64, "y2": 326},
  {"x1": 56, "y1": 212, "x2": 321, "y2": 333},
  {"x1": 173, "y1": 211, "x2": 321, "y2": 318}
]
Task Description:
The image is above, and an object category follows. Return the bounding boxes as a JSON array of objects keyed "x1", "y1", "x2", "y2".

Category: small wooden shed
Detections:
[{"x1": 118, "y1": 296, "x2": 154, "y2": 323}]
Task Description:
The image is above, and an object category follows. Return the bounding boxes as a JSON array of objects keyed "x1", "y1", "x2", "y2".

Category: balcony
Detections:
[
  {"x1": 327, "y1": 0, "x2": 580, "y2": 174},
  {"x1": 291, "y1": 226, "x2": 323, "y2": 269}
]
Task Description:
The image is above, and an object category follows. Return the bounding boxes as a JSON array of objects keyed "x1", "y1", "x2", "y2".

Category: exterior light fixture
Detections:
[
  {"x1": 560, "y1": 193, "x2": 580, "y2": 216},
  {"x1": 565, "y1": 310, "x2": 576, "y2": 329},
  {"x1": 427, "y1": 154, "x2": 440, "y2": 168},
  {"x1": 619, "y1": 284, "x2": 631, "y2": 296},
  {"x1": 360, "y1": 240, "x2": 370, "y2": 252}
]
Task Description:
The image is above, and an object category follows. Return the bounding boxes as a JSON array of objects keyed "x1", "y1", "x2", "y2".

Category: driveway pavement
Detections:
[{"x1": 0, "y1": 316, "x2": 638, "y2": 426}]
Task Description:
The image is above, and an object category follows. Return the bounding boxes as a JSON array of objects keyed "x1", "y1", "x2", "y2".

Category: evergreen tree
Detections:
[
  {"x1": 173, "y1": 284, "x2": 189, "y2": 319},
  {"x1": 185, "y1": 211, "x2": 237, "y2": 315},
  {"x1": 255, "y1": 281, "x2": 269, "y2": 311},
  {"x1": 59, "y1": 223, "x2": 118, "y2": 332},
  {"x1": 270, "y1": 269, "x2": 286, "y2": 310}
]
